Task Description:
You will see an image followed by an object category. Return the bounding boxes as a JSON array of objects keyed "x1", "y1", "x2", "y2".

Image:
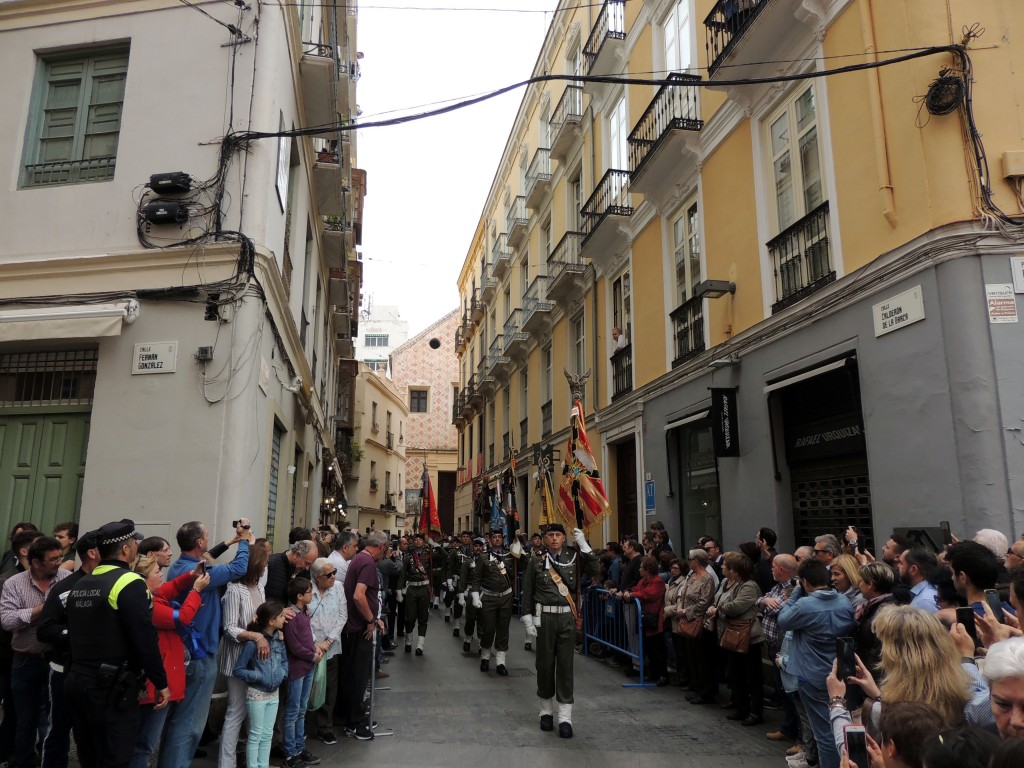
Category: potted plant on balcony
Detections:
[
  {"x1": 348, "y1": 443, "x2": 364, "y2": 464},
  {"x1": 369, "y1": 476, "x2": 379, "y2": 493}
]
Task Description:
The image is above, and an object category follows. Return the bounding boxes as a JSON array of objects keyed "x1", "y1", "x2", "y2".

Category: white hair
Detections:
[
  {"x1": 310, "y1": 557, "x2": 332, "y2": 579},
  {"x1": 982, "y1": 637, "x2": 1024, "y2": 683},
  {"x1": 973, "y1": 529, "x2": 1009, "y2": 563}
]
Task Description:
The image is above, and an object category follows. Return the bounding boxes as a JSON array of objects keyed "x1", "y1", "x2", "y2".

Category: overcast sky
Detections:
[{"x1": 356, "y1": 1, "x2": 556, "y2": 335}]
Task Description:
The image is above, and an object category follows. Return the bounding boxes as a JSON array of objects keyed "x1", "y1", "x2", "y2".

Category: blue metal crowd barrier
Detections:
[{"x1": 581, "y1": 587, "x2": 654, "y2": 688}]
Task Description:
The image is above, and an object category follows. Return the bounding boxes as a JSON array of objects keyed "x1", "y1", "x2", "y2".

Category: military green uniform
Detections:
[
  {"x1": 471, "y1": 545, "x2": 516, "y2": 671},
  {"x1": 398, "y1": 546, "x2": 432, "y2": 653},
  {"x1": 430, "y1": 546, "x2": 447, "y2": 609},
  {"x1": 446, "y1": 544, "x2": 473, "y2": 635},
  {"x1": 521, "y1": 544, "x2": 599, "y2": 716},
  {"x1": 459, "y1": 549, "x2": 483, "y2": 651}
]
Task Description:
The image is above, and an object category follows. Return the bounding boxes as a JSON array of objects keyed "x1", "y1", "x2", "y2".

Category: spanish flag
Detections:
[{"x1": 558, "y1": 401, "x2": 611, "y2": 532}]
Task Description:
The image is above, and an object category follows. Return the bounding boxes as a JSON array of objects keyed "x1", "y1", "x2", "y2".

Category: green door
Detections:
[{"x1": 0, "y1": 410, "x2": 90, "y2": 537}]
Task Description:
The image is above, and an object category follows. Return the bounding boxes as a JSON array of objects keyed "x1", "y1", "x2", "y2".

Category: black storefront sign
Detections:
[
  {"x1": 785, "y1": 412, "x2": 866, "y2": 463},
  {"x1": 710, "y1": 388, "x2": 740, "y2": 457}
]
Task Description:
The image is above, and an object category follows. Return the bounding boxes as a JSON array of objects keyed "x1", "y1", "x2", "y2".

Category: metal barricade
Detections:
[{"x1": 581, "y1": 587, "x2": 654, "y2": 688}]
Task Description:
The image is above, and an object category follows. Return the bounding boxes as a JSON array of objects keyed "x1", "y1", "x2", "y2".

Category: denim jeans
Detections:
[
  {"x1": 798, "y1": 681, "x2": 837, "y2": 768},
  {"x1": 246, "y1": 697, "x2": 279, "y2": 768},
  {"x1": 283, "y1": 673, "x2": 313, "y2": 757},
  {"x1": 11, "y1": 655, "x2": 50, "y2": 768},
  {"x1": 129, "y1": 703, "x2": 169, "y2": 768},
  {"x1": 157, "y1": 655, "x2": 217, "y2": 768},
  {"x1": 42, "y1": 667, "x2": 73, "y2": 768}
]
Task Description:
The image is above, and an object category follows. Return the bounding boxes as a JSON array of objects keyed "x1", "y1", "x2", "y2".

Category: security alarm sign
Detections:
[
  {"x1": 132, "y1": 342, "x2": 178, "y2": 374},
  {"x1": 986, "y1": 284, "x2": 1019, "y2": 324}
]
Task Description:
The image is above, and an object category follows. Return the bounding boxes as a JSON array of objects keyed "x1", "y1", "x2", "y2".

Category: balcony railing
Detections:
[
  {"x1": 470, "y1": 291, "x2": 485, "y2": 323},
  {"x1": 628, "y1": 73, "x2": 703, "y2": 179},
  {"x1": 492, "y1": 233, "x2": 512, "y2": 279},
  {"x1": 670, "y1": 296, "x2": 706, "y2": 368},
  {"x1": 541, "y1": 400, "x2": 553, "y2": 438},
  {"x1": 522, "y1": 276, "x2": 553, "y2": 333},
  {"x1": 467, "y1": 375, "x2": 482, "y2": 408},
  {"x1": 546, "y1": 232, "x2": 587, "y2": 300},
  {"x1": 525, "y1": 148, "x2": 551, "y2": 208},
  {"x1": 488, "y1": 335, "x2": 509, "y2": 371},
  {"x1": 611, "y1": 344, "x2": 633, "y2": 401},
  {"x1": 480, "y1": 261, "x2": 497, "y2": 302},
  {"x1": 386, "y1": 431, "x2": 394, "y2": 450},
  {"x1": 24, "y1": 156, "x2": 116, "y2": 187},
  {"x1": 550, "y1": 85, "x2": 584, "y2": 161},
  {"x1": 768, "y1": 201, "x2": 834, "y2": 314},
  {"x1": 704, "y1": 0, "x2": 771, "y2": 76},
  {"x1": 520, "y1": 417, "x2": 529, "y2": 451},
  {"x1": 581, "y1": 169, "x2": 633, "y2": 245},
  {"x1": 506, "y1": 196, "x2": 528, "y2": 248},
  {"x1": 503, "y1": 309, "x2": 528, "y2": 357},
  {"x1": 584, "y1": 0, "x2": 626, "y2": 76},
  {"x1": 452, "y1": 394, "x2": 466, "y2": 426}
]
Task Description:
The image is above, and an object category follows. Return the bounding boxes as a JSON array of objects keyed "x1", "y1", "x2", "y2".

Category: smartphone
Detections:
[
  {"x1": 984, "y1": 588, "x2": 1006, "y2": 624},
  {"x1": 939, "y1": 520, "x2": 952, "y2": 547},
  {"x1": 836, "y1": 636, "x2": 856, "y2": 680},
  {"x1": 955, "y1": 606, "x2": 979, "y2": 646},
  {"x1": 845, "y1": 724, "x2": 869, "y2": 768},
  {"x1": 197, "y1": 560, "x2": 207, "y2": 575}
]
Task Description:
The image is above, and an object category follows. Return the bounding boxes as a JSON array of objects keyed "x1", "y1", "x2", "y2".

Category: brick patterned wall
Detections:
[{"x1": 391, "y1": 310, "x2": 459, "y2": 489}]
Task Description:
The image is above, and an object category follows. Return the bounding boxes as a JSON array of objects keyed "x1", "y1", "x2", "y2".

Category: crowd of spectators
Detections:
[{"x1": 585, "y1": 521, "x2": 1024, "y2": 768}]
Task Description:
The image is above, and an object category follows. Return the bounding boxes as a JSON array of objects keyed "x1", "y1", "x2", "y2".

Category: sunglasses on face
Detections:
[{"x1": 320, "y1": 570, "x2": 337, "y2": 578}]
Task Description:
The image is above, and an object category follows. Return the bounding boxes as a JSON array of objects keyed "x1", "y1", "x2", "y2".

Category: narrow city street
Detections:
[{"x1": 193, "y1": 616, "x2": 791, "y2": 768}]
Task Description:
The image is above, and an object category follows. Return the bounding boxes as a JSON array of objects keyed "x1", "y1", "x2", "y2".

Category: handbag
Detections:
[
  {"x1": 720, "y1": 618, "x2": 753, "y2": 653},
  {"x1": 674, "y1": 615, "x2": 703, "y2": 638},
  {"x1": 307, "y1": 656, "x2": 327, "y2": 711}
]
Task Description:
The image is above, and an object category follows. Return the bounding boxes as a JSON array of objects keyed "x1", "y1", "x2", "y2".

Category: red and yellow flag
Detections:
[{"x1": 557, "y1": 401, "x2": 612, "y2": 532}]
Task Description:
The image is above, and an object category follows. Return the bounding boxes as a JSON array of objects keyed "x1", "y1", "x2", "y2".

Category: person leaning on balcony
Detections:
[{"x1": 611, "y1": 327, "x2": 627, "y2": 353}]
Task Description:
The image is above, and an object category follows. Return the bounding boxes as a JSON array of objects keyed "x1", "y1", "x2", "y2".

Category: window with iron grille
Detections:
[{"x1": 0, "y1": 350, "x2": 98, "y2": 407}]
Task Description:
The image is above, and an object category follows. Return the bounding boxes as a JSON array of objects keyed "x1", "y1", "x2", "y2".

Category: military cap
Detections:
[{"x1": 545, "y1": 523, "x2": 566, "y2": 535}]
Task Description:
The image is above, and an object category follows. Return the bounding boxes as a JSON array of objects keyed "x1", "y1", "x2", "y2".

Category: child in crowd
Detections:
[
  {"x1": 282, "y1": 578, "x2": 323, "y2": 768},
  {"x1": 232, "y1": 601, "x2": 289, "y2": 768}
]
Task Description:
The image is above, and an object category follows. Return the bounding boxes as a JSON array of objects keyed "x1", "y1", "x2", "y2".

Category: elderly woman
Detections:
[
  {"x1": 306, "y1": 556, "x2": 347, "y2": 744},
  {"x1": 624, "y1": 556, "x2": 668, "y2": 685},
  {"x1": 662, "y1": 558, "x2": 689, "y2": 686},
  {"x1": 217, "y1": 544, "x2": 270, "y2": 768},
  {"x1": 830, "y1": 554, "x2": 866, "y2": 609},
  {"x1": 679, "y1": 549, "x2": 717, "y2": 705},
  {"x1": 707, "y1": 552, "x2": 764, "y2": 725}
]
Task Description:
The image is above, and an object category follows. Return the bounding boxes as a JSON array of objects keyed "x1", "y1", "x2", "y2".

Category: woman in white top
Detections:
[
  {"x1": 218, "y1": 544, "x2": 270, "y2": 768},
  {"x1": 307, "y1": 557, "x2": 347, "y2": 744}
]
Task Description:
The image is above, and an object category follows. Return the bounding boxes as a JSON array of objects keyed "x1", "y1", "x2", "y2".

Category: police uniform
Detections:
[
  {"x1": 520, "y1": 524, "x2": 599, "y2": 738},
  {"x1": 64, "y1": 520, "x2": 166, "y2": 768},
  {"x1": 398, "y1": 538, "x2": 432, "y2": 654},
  {"x1": 471, "y1": 534, "x2": 516, "y2": 675}
]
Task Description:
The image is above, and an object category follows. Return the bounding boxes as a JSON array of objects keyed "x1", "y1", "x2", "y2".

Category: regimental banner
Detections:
[{"x1": 710, "y1": 388, "x2": 740, "y2": 457}]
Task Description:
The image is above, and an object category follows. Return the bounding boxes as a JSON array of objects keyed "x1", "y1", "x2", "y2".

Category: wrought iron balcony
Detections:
[
  {"x1": 459, "y1": 387, "x2": 475, "y2": 418},
  {"x1": 478, "y1": 357, "x2": 496, "y2": 396},
  {"x1": 386, "y1": 431, "x2": 394, "y2": 450},
  {"x1": 452, "y1": 394, "x2": 466, "y2": 426},
  {"x1": 550, "y1": 85, "x2": 584, "y2": 162},
  {"x1": 525, "y1": 148, "x2": 552, "y2": 209},
  {"x1": 670, "y1": 295, "x2": 706, "y2": 368},
  {"x1": 470, "y1": 290, "x2": 485, "y2": 324},
  {"x1": 541, "y1": 400, "x2": 553, "y2": 438},
  {"x1": 580, "y1": 170, "x2": 633, "y2": 269},
  {"x1": 611, "y1": 344, "x2": 633, "y2": 401},
  {"x1": 503, "y1": 309, "x2": 529, "y2": 359},
  {"x1": 546, "y1": 232, "x2": 587, "y2": 302},
  {"x1": 454, "y1": 322, "x2": 467, "y2": 354},
  {"x1": 492, "y1": 233, "x2": 512, "y2": 279},
  {"x1": 522, "y1": 276, "x2": 553, "y2": 334},
  {"x1": 467, "y1": 375, "x2": 483, "y2": 409},
  {"x1": 628, "y1": 73, "x2": 703, "y2": 194},
  {"x1": 480, "y1": 261, "x2": 497, "y2": 303},
  {"x1": 768, "y1": 201, "x2": 833, "y2": 314},
  {"x1": 705, "y1": 0, "x2": 772, "y2": 78},
  {"x1": 489, "y1": 335, "x2": 510, "y2": 376},
  {"x1": 584, "y1": 0, "x2": 626, "y2": 81},
  {"x1": 506, "y1": 196, "x2": 528, "y2": 249}
]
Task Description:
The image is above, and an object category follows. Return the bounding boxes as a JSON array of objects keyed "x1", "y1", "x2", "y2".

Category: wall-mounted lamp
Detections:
[{"x1": 693, "y1": 280, "x2": 736, "y2": 300}]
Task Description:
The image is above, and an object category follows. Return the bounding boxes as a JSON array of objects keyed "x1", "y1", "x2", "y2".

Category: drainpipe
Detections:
[{"x1": 859, "y1": 0, "x2": 897, "y2": 227}]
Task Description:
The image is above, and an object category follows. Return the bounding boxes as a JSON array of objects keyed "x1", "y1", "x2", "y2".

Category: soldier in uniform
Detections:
[
  {"x1": 520, "y1": 532, "x2": 545, "y2": 651},
  {"x1": 521, "y1": 523, "x2": 599, "y2": 739},
  {"x1": 471, "y1": 530, "x2": 516, "y2": 676},
  {"x1": 397, "y1": 533, "x2": 431, "y2": 655},
  {"x1": 430, "y1": 539, "x2": 447, "y2": 612},
  {"x1": 64, "y1": 520, "x2": 168, "y2": 768},
  {"x1": 460, "y1": 537, "x2": 486, "y2": 653},
  {"x1": 446, "y1": 532, "x2": 473, "y2": 638}
]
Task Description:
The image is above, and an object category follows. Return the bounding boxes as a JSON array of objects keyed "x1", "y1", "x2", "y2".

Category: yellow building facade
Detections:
[{"x1": 455, "y1": 0, "x2": 1024, "y2": 550}]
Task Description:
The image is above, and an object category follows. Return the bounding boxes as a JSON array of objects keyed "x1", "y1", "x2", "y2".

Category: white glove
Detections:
[
  {"x1": 472, "y1": 593, "x2": 483, "y2": 610},
  {"x1": 447, "y1": 579, "x2": 454, "y2": 591},
  {"x1": 458, "y1": 592, "x2": 466, "y2": 607},
  {"x1": 520, "y1": 614, "x2": 535, "y2": 630},
  {"x1": 572, "y1": 528, "x2": 592, "y2": 553},
  {"x1": 396, "y1": 589, "x2": 405, "y2": 603},
  {"x1": 510, "y1": 539, "x2": 523, "y2": 558}
]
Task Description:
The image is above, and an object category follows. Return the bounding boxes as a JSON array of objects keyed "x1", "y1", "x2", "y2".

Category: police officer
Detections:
[
  {"x1": 64, "y1": 520, "x2": 168, "y2": 768},
  {"x1": 397, "y1": 533, "x2": 432, "y2": 655},
  {"x1": 521, "y1": 523, "x2": 599, "y2": 739},
  {"x1": 471, "y1": 530, "x2": 516, "y2": 675},
  {"x1": 460, "y1": 537, "x2": 486, "y2": 653}
]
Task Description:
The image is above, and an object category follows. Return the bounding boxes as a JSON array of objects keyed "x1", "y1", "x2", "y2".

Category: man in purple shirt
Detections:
[
  {"x1": 0, "y1": 536, "x2": 69, "y2": 768},
  {"x1": 338, "y1": 531, "x2": 387, "y2": 741}
]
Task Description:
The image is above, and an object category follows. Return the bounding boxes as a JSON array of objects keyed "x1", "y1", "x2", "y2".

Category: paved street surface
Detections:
[{"x1": 190, "y1": 613, "x2": 791, "y2": 768}]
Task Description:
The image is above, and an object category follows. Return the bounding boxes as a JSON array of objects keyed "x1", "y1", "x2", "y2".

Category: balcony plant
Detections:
[{"x1": 369, "y1": 476, "x2": 379, "y2": 492}]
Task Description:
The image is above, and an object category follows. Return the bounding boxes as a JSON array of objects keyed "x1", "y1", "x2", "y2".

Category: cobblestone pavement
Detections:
[{"x1": 181, "y1": 611, "x2": 792, "y2": 768}]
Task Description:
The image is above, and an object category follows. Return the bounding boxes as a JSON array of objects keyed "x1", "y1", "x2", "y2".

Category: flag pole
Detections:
[{"x1": 563, "y1": 369, "x2": 591, "y2": 530}]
